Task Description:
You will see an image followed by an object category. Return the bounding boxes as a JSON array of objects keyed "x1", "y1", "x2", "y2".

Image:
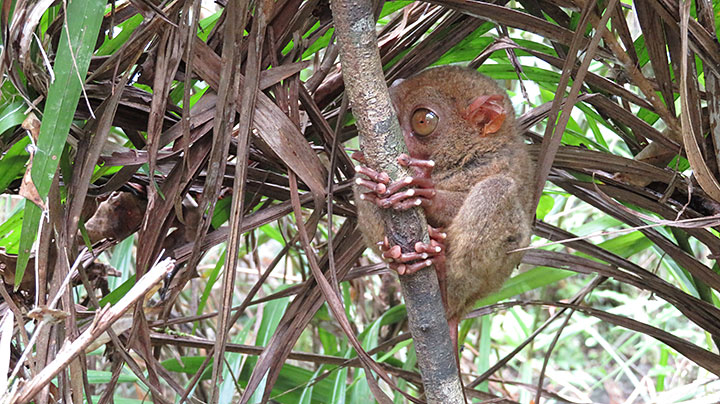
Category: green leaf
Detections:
[
  {"x1": 31, "y1": 0, "x2": 106, "y2": 197},
  {"x1": 87, "y1": 370, "x2": 139, "y2": 384},
  {"x1": 475, "y1": 266, "x2": 575, "y2": 307},
  {"x1": 195, "y1": 248, "x2": 226, "y2": 332},
  {"x1": 0, "y1": 100, "x2": 25, "y2": 137},
  {"x1": 0, "y1": 137, "x2": 29, "y2": 195},
  {"x1": 0, "y1": 204, "x2": 24, "y2": 254},
  {"x1": 219, "y1": 317, "x2": 255, "y2": 403},
  {"x1": 247, "y1": 288, "x2": 291, "y2": 402},
  {"x1": 18, "y1": 0, "x2": 106, "y2": 288},
  {"x1": 108, "y1": 235, "x2": 136, "y2": 289},
  {"x1": 99, "y1": 275, "x2": 137, "y2": 307},
  {"x1": 15, "y1": 202, "x2": 41, "y2": 289},
  {"x1": 97, "y1": 14, "x2": 144, "y2": 56},
  {"x1": 536, "y1": 194, "x2": 555, "y2": 220},
  {"x1": 211, "y1": 197, "x2": 231, "y2": 229},
  {"x1": 162, "y1": 356, "x2": 213, "y2": 378},
  {"x1": 259, "y1": 223, "x2": 284, "y2": 244}
]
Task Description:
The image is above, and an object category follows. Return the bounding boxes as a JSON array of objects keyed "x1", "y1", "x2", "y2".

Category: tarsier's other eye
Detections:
[{"x1": 410, "y1": 108, "x2": 438, "y2": 136}]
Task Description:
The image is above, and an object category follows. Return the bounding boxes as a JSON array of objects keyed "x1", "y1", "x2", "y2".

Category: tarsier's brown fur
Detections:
[{"x1": 355, "y1": 66, "x2": 534, "y2": 321}]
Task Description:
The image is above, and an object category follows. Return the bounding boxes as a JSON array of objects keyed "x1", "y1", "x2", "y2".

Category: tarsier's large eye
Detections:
[{"x1": 410, "y1": 108, "x2": 438, "y2": 136}]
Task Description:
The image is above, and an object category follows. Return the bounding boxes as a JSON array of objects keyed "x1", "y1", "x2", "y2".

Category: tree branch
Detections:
[{"x1": 330, "y1": 0, "x2": 464, "y2": 402}]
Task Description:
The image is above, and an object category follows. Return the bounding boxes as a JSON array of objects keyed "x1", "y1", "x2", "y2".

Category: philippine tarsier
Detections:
[{"x1": 354, "y1": 66, "x2": 534, "y2": 346}]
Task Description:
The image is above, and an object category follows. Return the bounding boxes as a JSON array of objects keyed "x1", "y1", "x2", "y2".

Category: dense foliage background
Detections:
[{"x1": 1, "y1": 0, "x2": 720, "y2": 402}]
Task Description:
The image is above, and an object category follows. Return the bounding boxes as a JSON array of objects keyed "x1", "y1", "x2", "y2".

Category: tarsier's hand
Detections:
[{"x1": 353, "y1": 152, "x2": 436, "y2": 210}]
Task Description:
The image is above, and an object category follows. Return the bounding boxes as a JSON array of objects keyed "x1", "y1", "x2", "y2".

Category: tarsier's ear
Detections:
[{"x1": 462, "y1": 95, "x2": 506, "y2": 136}]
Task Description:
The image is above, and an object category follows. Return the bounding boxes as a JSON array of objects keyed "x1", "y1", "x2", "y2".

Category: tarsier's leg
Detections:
[{"x1": 448, "y1": 316, "x2": 460, "y2": 364}]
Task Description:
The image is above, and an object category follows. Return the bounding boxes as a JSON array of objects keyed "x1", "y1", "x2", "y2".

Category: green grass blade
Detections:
[
  {"x1": 17, "y1": 0, "x2": 106, "y2": 286},
  {"x1": 32, "y1": 0, "x2": 105, "y2": 196}
]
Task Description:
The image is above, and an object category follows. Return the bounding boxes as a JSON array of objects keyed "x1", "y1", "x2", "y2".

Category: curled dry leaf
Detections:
[
  {"x1": 0, "y1": 249, "x2": 37, "y2": 292},
  {"x1": 19, "y1": 113, "x2": 45, "y2": 210},
  {"x1": 27, "y1": 307, "x2": 69, "y2": 323},
  {"x1": 85, "y1": 192, "x2": 147, "y2": 244}
]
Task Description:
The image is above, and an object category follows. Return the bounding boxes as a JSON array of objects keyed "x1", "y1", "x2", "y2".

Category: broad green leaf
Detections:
[
  {"x1": 298, "y1": 366, "x2": 324, "y2": 404},
  {"x1": 15, "y1": 203, "x2": 41, "y2": 288},
  {"x1": 475, "y1": 266, "x2": 575, "y2": 307},
  {"x1": 0, "y1": 100, "x2": 25, "y2": 137},
  {"x1": 0, "y1": 206, "x2": 24, "y2": 252},
  {"x1": 211, "y1": 197, "x2": 231, "y2": 228},
  {"x1": 108, "y1": 235, "x2": 136, "y2": 288},
  {"x1": 162, "y1": 356, "x2": 213, "y2": 378},
  {"x1": 536, "y1": 194, "x2": 554, "y2": 220},
  {"x1": 259, "y1": 223, "x2": 284, "y2": 244},
  {"x1": 219, "y1": 317, "x2": 255, "y2": 404},
  {"x1": 329, "y1": 351, "x2": 349, "y2": 404},
  {"x1": 31, "y1": 0, "x2": 105, "y2": 197},
  {"x1": 97, "y1": 14, "x2": 143, "y2": 56},
  {"x1": 475, "y1": 316, "x2": 491, "y2": 392},
  {"x1": 247, "y1": 288, "x2": 290, "y2": 402}
]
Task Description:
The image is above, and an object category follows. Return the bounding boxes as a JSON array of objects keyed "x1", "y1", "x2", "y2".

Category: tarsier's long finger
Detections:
[
  {"x1": 392, "y1": 251, "x2": 432, "y2": 263},
  {"x1": 355, "y1": 178, "x2": 387, "y2": 195},
  {"x1": 390, "y1": 197, "x2": 433, "y2": 211},
  {"x1": 398, "y1": 259, "x2": 433, "y2": 275},
  {"x1": 427, "y1": 226, "x2": 447, "y2": 242},
  {"x1": 380, "y1": 188, "x2": 436, "y2": 209},
  {"x1": 397, "y1": 153, "x2": 435, "y2": 177},
  {"x1": 384, "y1": 176, "x2": 435, "y2": 195},
  {"x1": 358, "y1": 192, "x2": 383, "y2": 206},
  {"x1": 378, "y1": 238, "x2": 402, "y2": 259},
  {"x1": 398, "y1": 153, "x2": 435, "y2": 170},
  {"x1": 354, "y1": 165, "x2": 390, "y2": 185},
  {"x1": 380, "y1": 239, "x2": 430, "y2": 262},
  {"x1": 414, "y1": 241, "x2": 442, "y2": 255}
]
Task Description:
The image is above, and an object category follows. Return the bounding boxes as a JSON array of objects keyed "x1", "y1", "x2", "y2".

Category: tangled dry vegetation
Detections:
[{"x1": 1, "y1": 0, "x2": 720, "y2": 403}]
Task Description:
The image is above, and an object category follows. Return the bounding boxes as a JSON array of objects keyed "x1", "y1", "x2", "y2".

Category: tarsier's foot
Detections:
[
  {"x1": 354, "y1": 152, "x2": 436, "y2": 210},
  {"x1": 378, "y1": 226, "x2": 447, "y2": 276}
]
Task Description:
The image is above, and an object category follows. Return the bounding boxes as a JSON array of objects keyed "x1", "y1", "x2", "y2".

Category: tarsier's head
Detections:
[{"x1": 389, "y1": 66, "x2": 516, "y2": 162}]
